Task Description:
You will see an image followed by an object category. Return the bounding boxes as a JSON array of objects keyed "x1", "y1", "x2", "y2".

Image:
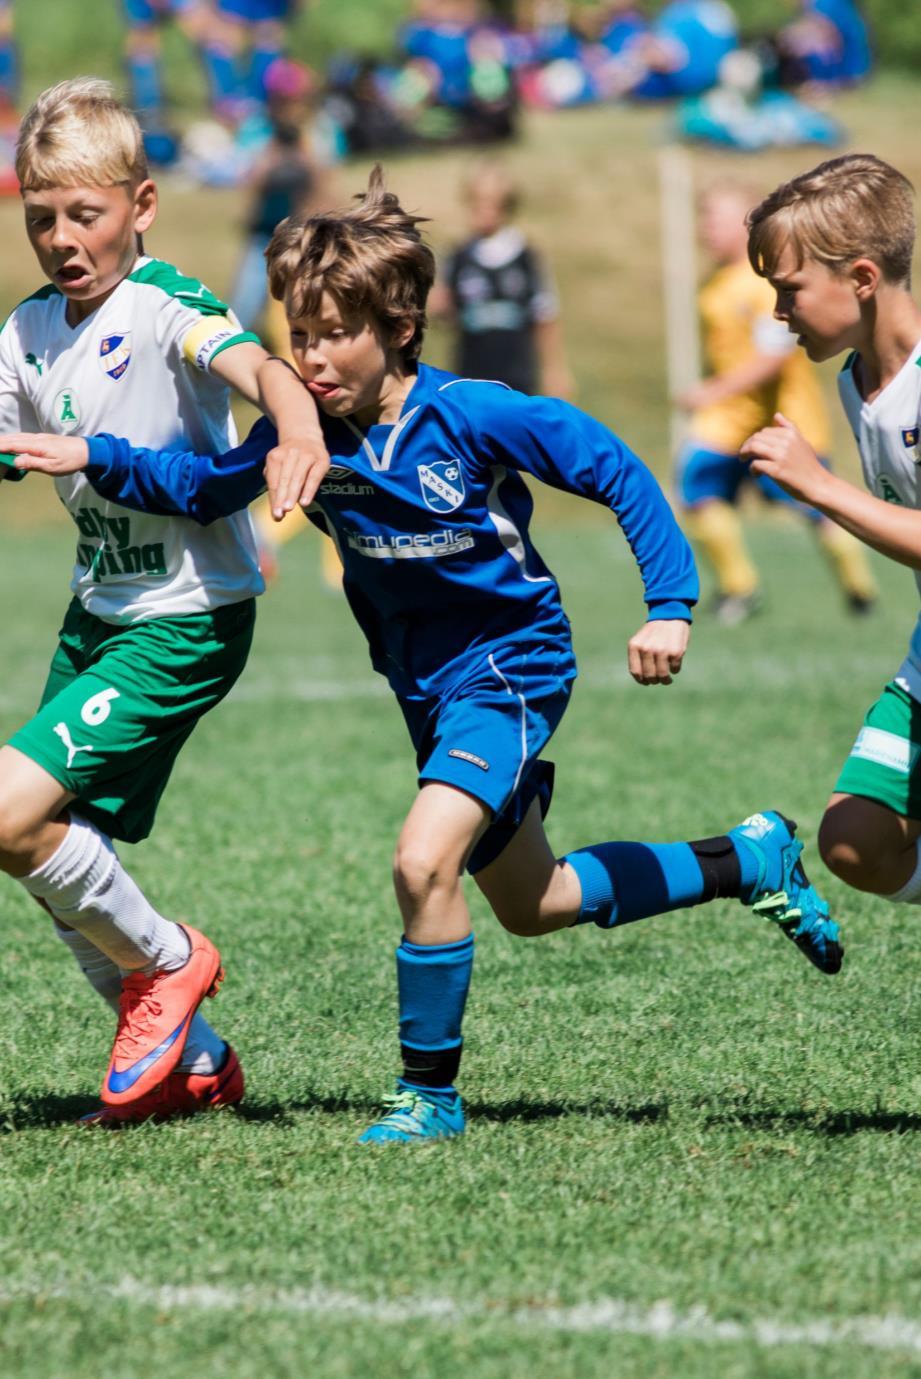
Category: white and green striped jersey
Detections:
[
  {"x1": 0, "y1": 256, "x2": 265, "y2": 623},
  {"x1": 839, "y1": 341, "x2": 921, "y2": 698}
]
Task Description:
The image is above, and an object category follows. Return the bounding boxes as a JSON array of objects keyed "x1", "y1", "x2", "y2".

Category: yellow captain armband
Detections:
[{"x1": 181, "y1": 316, "x2": 261, "y2": 372}]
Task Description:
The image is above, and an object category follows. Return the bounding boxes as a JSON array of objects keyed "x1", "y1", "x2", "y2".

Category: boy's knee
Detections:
[
  {"x1": 0, "y1": 796, "x2": 40, "y2": 867},
  {"x1": 0, "y1": 769, "x2": 59, "y2": 870},
  {"x1": 818, "y1": 811, "x2": 895, "y2": 894},
  {"x1": 392, "y1": 838, "x2": 451, "y2": 906}
]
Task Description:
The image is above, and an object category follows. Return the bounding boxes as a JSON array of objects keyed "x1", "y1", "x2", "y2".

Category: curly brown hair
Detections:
[{"x1": 265, "y1": 165, "x2": 435, "y2": 363}]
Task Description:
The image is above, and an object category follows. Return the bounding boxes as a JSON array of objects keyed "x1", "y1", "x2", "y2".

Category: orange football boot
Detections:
[
  {"x1": 82, "y1": 1046, "x2": 244, "y2": 1126},
  {"x1": 101, "y1": 924, "x2": 224, "y2": 1106}
]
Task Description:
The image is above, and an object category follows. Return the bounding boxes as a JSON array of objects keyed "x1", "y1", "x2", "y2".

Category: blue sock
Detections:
[
  {"x1": 566, "y1": 830, "x2": 763, "y2": 928},
  {"x1": 566, "y1": 842, "x2": 705, "y2": 927},
  {"x1": 201, "y1": 42, "x2": 241, "y2": 110},
  {"x1": 396, "y1": 934, "x2": 474, "y2": 1093},
  {"x1": 126, "y1": 51, "x2": 163, "y2": 119}
]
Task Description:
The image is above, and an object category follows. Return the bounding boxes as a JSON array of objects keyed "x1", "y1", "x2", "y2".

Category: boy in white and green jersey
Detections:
[
  {"x1": 743, "y1": 154, "x2": 921, "y2": 913},
  {"x1": 0, "y1": 78, "x2": 326, "y2": 1124}
]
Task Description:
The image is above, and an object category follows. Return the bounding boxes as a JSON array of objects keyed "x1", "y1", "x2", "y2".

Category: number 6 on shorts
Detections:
[{"x1": 81, "y1": 687, "x2": 121, "y2": 726}]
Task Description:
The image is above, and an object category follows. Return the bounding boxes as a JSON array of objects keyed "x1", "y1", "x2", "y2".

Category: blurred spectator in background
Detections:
[
  {"x1": 516, "y1": 0, "x2": 738, "y2": 108},
  {"x1": 207, "y1": 0, "x2": 301, "y2": 116},
  {"x1": 0, "y1": 0, "x2": 16, "y2": 192},
  {"x1": 777, "y1": 0, "x2": 871, "y2": 88},
  {"x1": 596, "y1": 1, "x2": 650, "y2": 58},
  {"x1": 230, "y1": 56, "x2": 330, "y2": 334},
  {"x1": 398, "y1": 0, "x2": 516, "y2": 143},
  {"x1": 431, "y1": 159, "x2": 573, "y2": 397},
  {"x1": 324, "y1": 55, "x2": 418, "y2": 154},
  {"x1": 121, "y1": 0, "x2": 209, "y2": 162},
  {"x1": 326, "y1": 1, "x2": 515, "y2": 155},
  {"x1": 674, "y1": 181, "x2": 876, "y2": 624},
  {"x1": 628, "y1": 0, "x2": 739, "y2": 99},
  {"x1": 0, "y1": 0, "x2": 16, "y2": 118},
  {"x1": 401, "y1": 0, "x2": 483, "y2": 109}
]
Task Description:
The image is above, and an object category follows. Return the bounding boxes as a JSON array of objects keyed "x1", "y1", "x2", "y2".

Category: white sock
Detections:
[
  {"x1": 886, "y1": 841, "x2": 921, "y2": 903},
  {"x1": 54, "y1": 918, "x2": 226, "y2": 1074},
  {"x1": 21, "y1": 814, "x2": 190, "y2": 974},
  {"x1": 54, "y1": 922, "x2": 121, "y2": 1010}
]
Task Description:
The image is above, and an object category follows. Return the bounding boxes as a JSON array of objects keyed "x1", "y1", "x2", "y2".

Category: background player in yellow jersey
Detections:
[{"x1": 675, "y1": 181, "x2": 876, "y2": 625}]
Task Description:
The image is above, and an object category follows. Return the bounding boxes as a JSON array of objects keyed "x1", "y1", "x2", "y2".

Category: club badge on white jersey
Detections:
[{"x1": 99, "y1": 333, "x2": 132, "y2": 381}]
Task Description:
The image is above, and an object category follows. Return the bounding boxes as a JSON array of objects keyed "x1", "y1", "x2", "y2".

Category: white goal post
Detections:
[{"x1": 658, "y1": 143, "x2": 700, "y2": 458}]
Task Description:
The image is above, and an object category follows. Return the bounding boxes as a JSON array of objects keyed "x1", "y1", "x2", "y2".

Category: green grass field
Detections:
[
  {"x1": 5, "y1": 68, "x2": 921, "y2": 1379},
  {"x1": 2, "y1": 514, "x2": 921, "y2": 1379}
]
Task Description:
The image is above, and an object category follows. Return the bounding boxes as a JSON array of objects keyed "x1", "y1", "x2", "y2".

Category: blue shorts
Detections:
[
  {"x1": 122, "y1": 0, "x2": 195, "y2": 24},
  {"x1": 399, "y1": 642, "x2": 575, "y2": 874},
  {"x1": 677, "y1": 442, "x2": 822, "y2": 521},
  {"x1": 216, "y1": 0, "x2": 293, "y2": 21}
]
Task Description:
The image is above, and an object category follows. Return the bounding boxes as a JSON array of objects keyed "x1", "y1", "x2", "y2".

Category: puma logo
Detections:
[{"x1": 53, "y1": 721, "x2": 93, "y2": 769}]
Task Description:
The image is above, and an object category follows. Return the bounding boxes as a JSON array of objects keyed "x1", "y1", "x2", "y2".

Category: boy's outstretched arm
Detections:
[
  {"x1": 742, "y1": 413, "x2": 921, "y2": 570},
  {"x1": 2, "y1": 419, "x2": 275, "y2": 526},
  {"x1": 469, "y1": 389, "x2": 698, "y2": 684},
  {"x1": 209, "y1": 344, "x2": 329, "y2": 518}
]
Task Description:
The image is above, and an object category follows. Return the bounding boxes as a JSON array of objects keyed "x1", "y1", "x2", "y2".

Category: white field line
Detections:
[{"x1": 2, "y1": 1278, "x2": 921, "y2": 1355}]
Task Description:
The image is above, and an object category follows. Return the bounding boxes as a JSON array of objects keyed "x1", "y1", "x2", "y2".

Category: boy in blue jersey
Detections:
[{"x1": 4, "y1": 170, "x2": 842, "y2": 1145}]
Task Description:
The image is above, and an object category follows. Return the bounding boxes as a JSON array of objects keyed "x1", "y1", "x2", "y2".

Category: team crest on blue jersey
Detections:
[
  {"x1": 99, "y1": 333, "x2": 132, "y2": 381},
  {"x1": 418, "y1": 459, "x2": 465, "y2": 513}
]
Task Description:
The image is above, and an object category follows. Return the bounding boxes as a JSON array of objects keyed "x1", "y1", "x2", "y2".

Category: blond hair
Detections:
[
  {"x1": 265, "y1": 165, "x2": 435, "y2": 363},
  {"x1": 16, "y1": 77, "x2": 148, "y2": 192},
  {"x1": 747, "y1": 154, "x2": 916, "y2": 287}
]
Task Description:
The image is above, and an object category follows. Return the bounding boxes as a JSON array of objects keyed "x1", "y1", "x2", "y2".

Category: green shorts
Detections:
[
  {"x1": 835, "y1": 680, "x2": 921, "y2": 820},
  {"x1": 9, "y1": 596, "x2": 256, "y2": 843}
]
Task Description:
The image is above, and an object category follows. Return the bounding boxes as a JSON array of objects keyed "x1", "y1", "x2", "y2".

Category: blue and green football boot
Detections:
[
  {"x1": 729, "y1": 811, "x2": 843, "y2": 974},
  {"x1": 358, "y1": 1084, "x2": 465, "y2": 1145}
]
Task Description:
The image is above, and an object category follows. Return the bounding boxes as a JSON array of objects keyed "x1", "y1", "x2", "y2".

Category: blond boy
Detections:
[
  {"x1": 743, "y1": 153, "x2": 921, "y2": 906},
  {"x1": 0, "y1": 78, "x2": 325, "y2": 1124}
]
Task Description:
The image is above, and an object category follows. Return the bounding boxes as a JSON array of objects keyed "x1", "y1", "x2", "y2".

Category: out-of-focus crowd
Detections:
[{"x1": 0, "y1": 1, "x2": 874, "y2": 174}]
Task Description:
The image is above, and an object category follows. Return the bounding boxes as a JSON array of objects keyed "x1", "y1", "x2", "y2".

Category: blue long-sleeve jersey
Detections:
[{"x1": 84, "y1": 363, "x2": 698, "y2": 698}]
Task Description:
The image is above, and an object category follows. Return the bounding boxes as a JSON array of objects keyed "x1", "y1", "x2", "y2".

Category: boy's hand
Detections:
[
  {"x1": 264, "y1": 434, "x2": 329, "y2": 520},
  {"x1": 740, "y1": 413, "x2": 828, "y2": 505},
  {"x1": 0, "y1": 433, "x2": 89, "y2": 475},
  {"x1": 627, "y1": 619, "x2": 689, "y2": 686}
]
